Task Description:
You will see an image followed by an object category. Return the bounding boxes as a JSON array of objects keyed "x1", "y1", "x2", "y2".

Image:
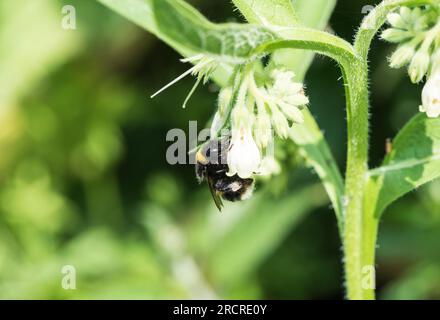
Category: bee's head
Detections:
[
  {"x1": 196, "y1": 138, "x2": 230, "y2": 165},
  {"x1": 195, "y1": 148, "x2": 209, "y2": 165}
]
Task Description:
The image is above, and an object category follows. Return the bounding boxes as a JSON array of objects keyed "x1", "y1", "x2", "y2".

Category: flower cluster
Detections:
[
  {"x1": 152, "y1": 55, "x2": 309, "y2": 180},
  {"x1": 382, "y1": 6, "x2": 440, "y2": 118},
  {"x1": 214, "y1": 69, "x2": 309, "y2": 179}
]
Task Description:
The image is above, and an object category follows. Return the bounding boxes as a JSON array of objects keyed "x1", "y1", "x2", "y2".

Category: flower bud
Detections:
[
  {"x1": 408, "y1": 50, "x2": 430, "y2": 83},
  {"x1": 278, "y1": 102, "x2": 304, "y2": 124},
  {"x1": 399, "y1": 7, "x2": 412, "y2": 21},
  {"x1": 271, "y1": 109, "x2": 290, "y2": 139},
  {"x1": 218, "y1": 87, "x2": 232, "y2": 115},
  {"x1": 387, "y1": 12, "x2": 406, "y2": 29},
  {"x1": 389, "y1": 44, "x2": 415, "y2": 68},
  {"x1": 381, "y1": 29, "x2": 411, "y2": 43},
  {"x1": 254, "y1": 111, "x2": 273, "y2": 149},
  {"x1": 284, "y1": 93, "x2": 309, "y2": 107}
]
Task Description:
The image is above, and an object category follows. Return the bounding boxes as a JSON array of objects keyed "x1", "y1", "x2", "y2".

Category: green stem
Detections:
[
  {"x1": 341, "y1": 58, "x2": 371, "y2": 300},
  {"x1": 255, "y1": 20, "x2": 370, "y2": 299},
  {"x1": 342, "y1": 0, "x2": 439, "y2": 300},
  {"x1": 361, "y1": 183, "x2": 381, "y2": 300}
]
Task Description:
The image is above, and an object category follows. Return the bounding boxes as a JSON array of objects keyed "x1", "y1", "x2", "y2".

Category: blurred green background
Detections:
[{"x1": 0, "y1": 0, "x2": 439, "y2": 299}]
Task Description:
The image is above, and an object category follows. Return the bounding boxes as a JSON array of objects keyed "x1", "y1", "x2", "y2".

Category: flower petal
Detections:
[
  {"x1": 421, "y1": 71, "x2": 440, "y2": 118},
  {"x1": 227, "y1": 127, "x2": 261, "y2": 179}
]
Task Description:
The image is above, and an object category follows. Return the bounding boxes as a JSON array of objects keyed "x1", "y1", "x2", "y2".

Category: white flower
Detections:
[
  {"x1": 270, "y1": 108, "x2": 290, "y2": 139},
  {"x1": 381, "y1": 28, "x2": 411, "y2": 43},
  {"x1": 254, "y1": 111, "x2": 273, "y2": 149},
  {"x1": 382, "y1": 6, "x2": 437, "y2": 81},
  {"x1": 386, "y1": 12, "x2": 406, "y2": 29},
  {"x1": 267, "y1": 70, "x2": 308, "y2": 125},
  {"x1": 420, "y1": 70, "x2": 440, "y2": 118},
  {"x1": 389, "y1": 44, "x2": 415, "y2": 68},
  {"x1": 218, "y1": 87, "x2": 232, "y2": 115},
  {"x1": 278, "y1": 101, "x2": 305, "y2": 124},
  {"x1": 409, "y1": 50, "x2": 430, "y2": 83},
  {"x1": 227, "y1": 126, "x2": 261, "y2": 179},
  {"x1": 270, "y1": 70, "x2": 305, "y2": 99}
]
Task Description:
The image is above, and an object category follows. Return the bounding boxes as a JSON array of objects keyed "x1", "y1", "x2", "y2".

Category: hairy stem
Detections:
[
  {"x1": 361, "y1": 181, "x2": 381, "y2": 300},
  {"x1": 355, "y1": 0, "x2": 438, "y2": 55},
  {"x1": 341, "y1": 57, "x2": 371, "y2": 300},
  {"x1": 342, "y1": 0, "x2": 439, "y2": 300}
]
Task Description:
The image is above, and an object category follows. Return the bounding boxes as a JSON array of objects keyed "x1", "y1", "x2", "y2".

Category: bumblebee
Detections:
[{"x1": 195, "y1": 138, "x2": 255, "y2": 211}]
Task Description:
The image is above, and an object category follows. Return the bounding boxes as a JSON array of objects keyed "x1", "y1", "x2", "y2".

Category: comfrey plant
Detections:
[{"x1": 99, "y1": 0, "x2": 440, "y2": 300}]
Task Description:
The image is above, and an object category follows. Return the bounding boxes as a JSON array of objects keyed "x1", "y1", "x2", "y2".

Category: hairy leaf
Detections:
[
  {"x1": 232, "y1": 0, "x2": 299, "y2": 27},
  {"x1": 232, "y1": 0, "x2": 338, "y2": 76},
  {"x1": 291, "y1": 112, "x2": 345, "y2": 225},
  {"x1": 368, "y1": 114, "x2": 440, "y2": 216},
  {"x1": 287, "y1": 0, "x2": 337, "y2": 77},
  {"x1": 98, "y1": 0, "x2": 354, "y2": 65},
  {"x1": 98, "y1": 0, "x2": 276, "y2": 63},
  {"x1": 97, "y1": 0, "x2": 347, "y2": 91}
]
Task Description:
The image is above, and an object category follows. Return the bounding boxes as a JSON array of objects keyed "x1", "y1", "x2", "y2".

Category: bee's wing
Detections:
[{"x1": 207, "y1": 177, "x2": 223, "y2": 211}]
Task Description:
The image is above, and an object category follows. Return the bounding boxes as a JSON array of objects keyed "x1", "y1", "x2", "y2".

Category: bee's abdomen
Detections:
[{"x1": 214, "y1": 176, "x2": 254, "y2": 202}]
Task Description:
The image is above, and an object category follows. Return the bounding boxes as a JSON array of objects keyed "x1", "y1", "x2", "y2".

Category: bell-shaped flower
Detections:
[
  {"x1": 420, "y1": 70, "x2": 440, "y2": 118},
  {"x1": 389, "y1": 44, "x2": 416, "y2": 68},
  {"x1": 227, "y1": 125, "x2": 261, "y2": 179},
  {"x1": 266, "y1": 70, "x2": 309, "y2": 125}
]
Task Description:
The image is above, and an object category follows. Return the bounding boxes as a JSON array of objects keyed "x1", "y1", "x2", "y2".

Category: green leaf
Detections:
[
  {"x1": 98, "y1": 0, "x2": 354, "y2": 66},
  {"x1": 97, "y1": 0, "x2": 344, "y2": 88},
  {"x1": 294, "y1": 0, "x2": 337, "y2": 30},
  {"x1": 291, "y1": 112, "x2": 345, "y2": 226},
  {"x1": 367, "y1": 114, "x2": 440, "y2": 216},
  {"x1": 0, "y1": 0, "x2": 80, "y2": 108},
  {"x1": 97, "y1": 0, "x2": 270, "y2": 86},
  {"x1": 232, "y1": 0, "x2": 338, "y2": 77},
  {"x1": 286, "y1": 0, "x2": 337, "y2": 77},
  {"x1": 98, "y1": 0, "x2": 276, "y2": 63},
  {"x1": 232, "y1": 0, "x2": 299, "y2": 27}
]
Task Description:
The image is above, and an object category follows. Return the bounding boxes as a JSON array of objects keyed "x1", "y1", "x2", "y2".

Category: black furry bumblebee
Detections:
[{"x1": 195, "y1": 137, "x2": 255, "y2": 211}]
